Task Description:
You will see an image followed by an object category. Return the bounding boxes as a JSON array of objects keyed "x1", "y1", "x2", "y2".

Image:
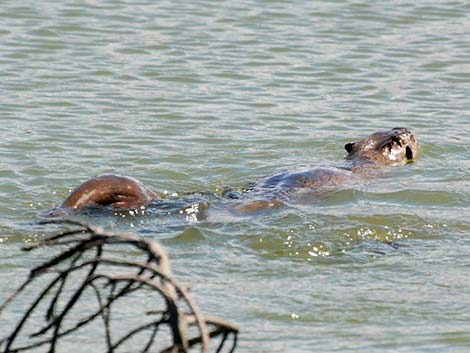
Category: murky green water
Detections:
[{"x1": 1, "y1": 0, "x2": 470, "y2": 352}]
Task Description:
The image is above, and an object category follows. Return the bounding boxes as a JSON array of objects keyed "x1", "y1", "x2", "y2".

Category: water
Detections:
[{"x1": 1, "y1": 0, "x2": 470, "y2": 351}]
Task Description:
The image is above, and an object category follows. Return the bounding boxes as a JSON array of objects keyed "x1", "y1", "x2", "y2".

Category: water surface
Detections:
[{"x1": 1, "y1": 1, "x2": 470, "y2": 352}]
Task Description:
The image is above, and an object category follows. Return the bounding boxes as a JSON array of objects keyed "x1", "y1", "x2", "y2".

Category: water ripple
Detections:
[{"x1": 1, "y1": 1, "x2": 470, "y2": 352}]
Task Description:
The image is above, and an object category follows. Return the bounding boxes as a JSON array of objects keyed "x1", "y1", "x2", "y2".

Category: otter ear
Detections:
[
  {"x1": 345, "y1": 143, "x2": 355, "y2": 153},
  {"x1": 406, "y1": 146, "x2": 413, "y2": 159}
]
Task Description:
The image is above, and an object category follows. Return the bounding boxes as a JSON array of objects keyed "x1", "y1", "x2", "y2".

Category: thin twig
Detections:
[{"x1": 0, "y1": 221, "x2": 239, "y2": 353}]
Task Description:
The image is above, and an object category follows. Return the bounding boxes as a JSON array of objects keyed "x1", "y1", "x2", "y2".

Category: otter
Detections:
[
  {"x1": 58, "y1": 128, "x2": 418, "y2": 212},
  {"x1": 251, "y1": 127, "x2": 417, "y2": 192}
]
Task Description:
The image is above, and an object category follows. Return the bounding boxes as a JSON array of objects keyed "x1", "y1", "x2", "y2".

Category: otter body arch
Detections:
[{"x1": 61, "y1": 174, "x2": 157, "y2": 210}]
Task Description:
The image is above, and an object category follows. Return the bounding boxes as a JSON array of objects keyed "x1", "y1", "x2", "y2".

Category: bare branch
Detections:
[{"x1": 0, "y1": 219, "x2": 239, "y2": 353}]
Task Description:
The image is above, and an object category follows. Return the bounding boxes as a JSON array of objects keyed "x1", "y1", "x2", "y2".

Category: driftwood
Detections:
[{"x1": 0, "y1": 218, "x2": 238, "y2": 353}]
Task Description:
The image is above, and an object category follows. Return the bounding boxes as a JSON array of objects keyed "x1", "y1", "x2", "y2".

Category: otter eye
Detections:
[
  {"x1": 406, "y1": 146, "x2": 413, "y2": 159},
  {"x1": 345, "y1": 143, "x2": 355, "y2": 153}
]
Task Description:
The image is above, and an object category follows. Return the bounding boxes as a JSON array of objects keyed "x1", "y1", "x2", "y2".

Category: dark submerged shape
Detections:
[{"x1": 58, "y1": 128, "x2": 418, "y2": 211}]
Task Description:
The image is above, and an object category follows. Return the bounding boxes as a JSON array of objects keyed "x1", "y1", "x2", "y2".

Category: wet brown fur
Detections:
[
  {"x1": 61, "y1": 175, "x2": 157, "y2": 209},
  {"x1": 59, "y1": 128, "x2": 418, "y2": 211}
]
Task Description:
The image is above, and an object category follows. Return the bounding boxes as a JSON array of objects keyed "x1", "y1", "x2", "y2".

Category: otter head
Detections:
[{"x1": 344, "y1": 128, "x2": 418, "y2": 165}]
